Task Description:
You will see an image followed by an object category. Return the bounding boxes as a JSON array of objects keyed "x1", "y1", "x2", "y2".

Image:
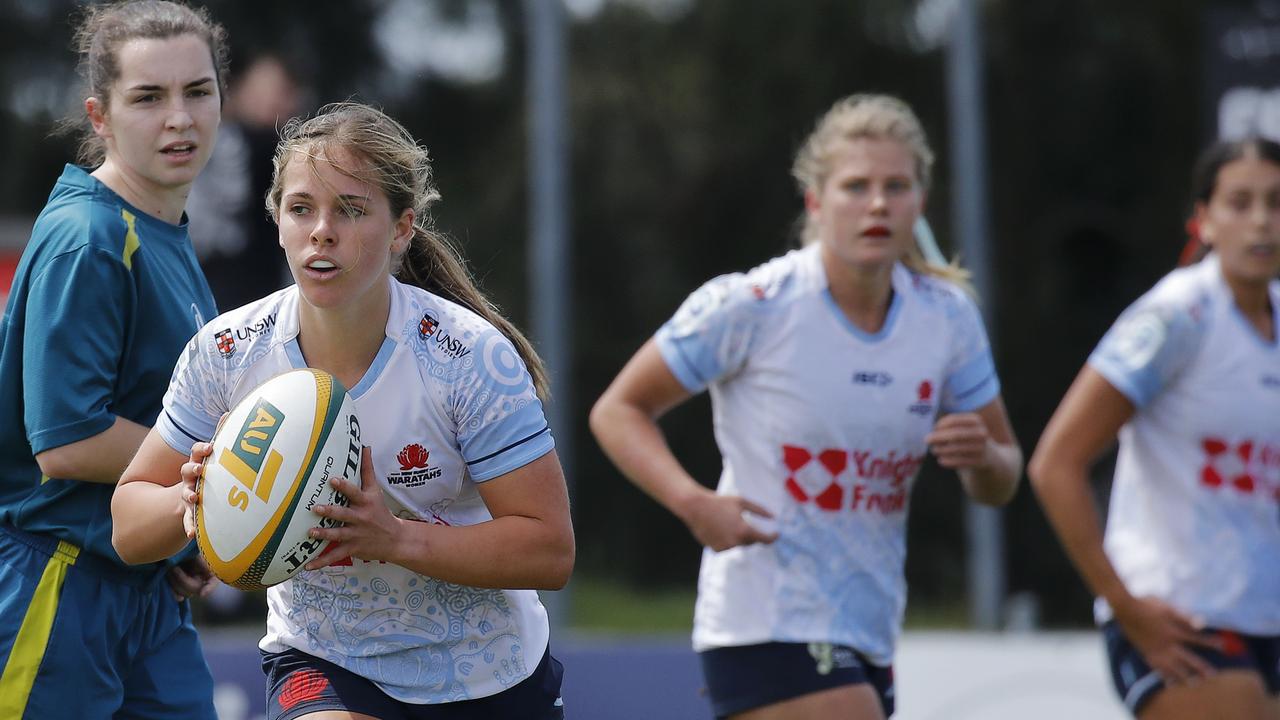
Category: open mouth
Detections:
[
  {"x1": 161, "y1": 142, "x2": 195, "y2": 156},
  {"x1": 305, "y1": 259, "x2": 340, "y2": 278}
]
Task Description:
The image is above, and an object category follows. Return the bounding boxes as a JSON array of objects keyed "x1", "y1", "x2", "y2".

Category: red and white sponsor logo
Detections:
[
  {"x1": 1199, "y1": 437, "x2": 1280, "y2": 500},
  {"x1": 782, "y1": 444, "x2": 924, "y2": 514}
]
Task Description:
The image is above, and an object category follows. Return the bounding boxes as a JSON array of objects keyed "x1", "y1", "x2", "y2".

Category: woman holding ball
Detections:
[{"x1": 112, "y1": 102, "x2": 573, "y2": 719}]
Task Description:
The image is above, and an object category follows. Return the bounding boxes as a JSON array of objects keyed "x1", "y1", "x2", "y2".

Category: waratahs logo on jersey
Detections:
[
  {"x1": 388, "y1": 442, "x2": 442, "y2": 488},
  {"x1": 908, "y1": 380, "x2": 934, "y2": 416},
  {"x1": 214, "y1": 328, "x2": 236, "y2": 357}
]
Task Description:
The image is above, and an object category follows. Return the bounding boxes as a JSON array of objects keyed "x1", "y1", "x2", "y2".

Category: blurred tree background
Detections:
[{"x1": 0, "y1": 0, "x2": 1253, "y2": 628}]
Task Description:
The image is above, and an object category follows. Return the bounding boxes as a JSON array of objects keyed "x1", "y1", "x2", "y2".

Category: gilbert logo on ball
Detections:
[{"x1": 196, "y1": 368, "x2": 361, "y2": 590}]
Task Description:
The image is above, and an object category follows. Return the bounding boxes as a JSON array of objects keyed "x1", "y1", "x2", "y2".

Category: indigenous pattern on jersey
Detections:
[
  {"x1": 0, "y1": 164, "x2": 214, "y2": 572},
  {"x1": 156, "y1": 278, "x2": 555, "y2": 704},
  {"x1": 655, "y1": 244, "x2": 999, "y2": 665},
  {"x1": 1089, "y1": 254, "x2": 1280, "y2": 634}
]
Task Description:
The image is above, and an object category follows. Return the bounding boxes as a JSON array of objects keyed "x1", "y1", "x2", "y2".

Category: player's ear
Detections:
[
  {"x1": 803, "y1": 188, "x2": 820, "y2": 214},
  {"x1": 86, "y1": 96, "x2": 111, "y2": 139},
  {"x1": 1192, "y1": 201, "x2": 1213, "y2": 247},
  {"x1": 390, "y1": 208, "x2": 414, "y2": 255}
]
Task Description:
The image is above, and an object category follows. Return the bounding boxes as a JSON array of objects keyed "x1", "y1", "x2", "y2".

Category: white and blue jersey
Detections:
[
  {"x1": 655, "y1": 243, "x2": 1000, "y2": 666},
  {"x1": 1089, "y1": 254, "x2": 1280, "y2": 634},
  {"x1": 156, "y1": 277, "x2": 556, "y2": 704}
]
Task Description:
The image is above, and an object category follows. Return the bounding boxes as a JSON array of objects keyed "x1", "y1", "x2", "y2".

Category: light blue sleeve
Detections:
[
  {"x1": 455, "y1": 329, "x2": 555, "y2": 481},
  {"x1": 156, "y1": 330, "x2": 228, "y2": 454},
  {"x1": 653, "y1": 273, "x2": 758, "y2": 394},
  {"x1": 1087, "y1": 301, "x2": 1202, "y2": 408},
  {"x1": 941, "y1": 292, "x2": 1000, "y2": 413}
]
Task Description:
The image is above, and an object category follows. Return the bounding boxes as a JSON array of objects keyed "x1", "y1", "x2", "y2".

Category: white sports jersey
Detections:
[
  {"x1": 655, "y1": 244, "x2": 1000, "y2": 665},
  {"x1": 157, "y1": 278, "x2": 556, "y2": 703},
  {"x1": 1089, "y1": 254, "x2": 1280, "y2": 634}
]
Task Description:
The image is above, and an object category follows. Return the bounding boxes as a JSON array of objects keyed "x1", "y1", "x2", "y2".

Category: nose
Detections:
[
  {"x1": 165, "y1": 100, "x2": 193, "y2": 133},
  {"x1": 869, "y1": 189, "x2": 889, "y2": 215},
  {"x1": 310, "y1": 210, "x2": 338, "y2": 246}
]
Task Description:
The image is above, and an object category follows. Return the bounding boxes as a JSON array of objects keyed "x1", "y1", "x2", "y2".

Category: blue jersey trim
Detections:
[
  {"x1": 945, "y1": 352, "x2": 1000, "y2": 412},
  {"x1": 654, "y1": 332, "x2": 710, "y2": 394},
  {"x1": 166, "y1": 412, "x2": 205, "y2": 445},
  {"x1": 820, "y1": 287, "x2": 903, "y2": 343},
  {"x1": 349, "y1": 336, "x2": 397, "y2": 399},
  {"x1": 284, "y1": 338, "x2": 307, "y2": 369},
  {"x1": 1087, "y1": 355, "x2": 1153, "y2": 408},
  {"x1": 466, "y1": 425, "x2": 550, "y2": 466}
]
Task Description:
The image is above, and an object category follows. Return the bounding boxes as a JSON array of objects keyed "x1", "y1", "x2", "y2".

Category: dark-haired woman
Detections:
[
  {"x1": 1031, "y1": 138, "x2": 1280, "y2": 719},
  {"x1": 0, "y1": 2, "x2": 228, "y2": 717}
]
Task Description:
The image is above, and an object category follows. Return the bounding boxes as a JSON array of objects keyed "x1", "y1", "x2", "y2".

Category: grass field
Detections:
[{"x1": 560, "y1": 577, "x2": 972, "y2": 635}]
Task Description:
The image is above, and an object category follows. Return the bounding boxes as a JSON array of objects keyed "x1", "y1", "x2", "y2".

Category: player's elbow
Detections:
[
  {"x1": 110, "y1": 525, "x2": 149, "y2": 565},
  {"x1": 34, "y1": 447, "x2": 76, "y2": 482},
  {"x1": 542, "y1": 530, "x2": 576, "y2": 591}
]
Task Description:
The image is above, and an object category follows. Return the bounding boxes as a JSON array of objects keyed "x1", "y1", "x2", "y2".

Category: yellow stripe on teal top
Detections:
[
  {"x1": 120, "y1": 209, "x2": 141, "y2": 270},
  {"x1": 0, "y1": 541, "x2": 79, "y2": 716}
]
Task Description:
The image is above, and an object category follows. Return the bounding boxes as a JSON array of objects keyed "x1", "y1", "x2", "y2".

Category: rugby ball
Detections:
[{"x1": 196, "y1": 368, "x2": 360, "y2": 591}]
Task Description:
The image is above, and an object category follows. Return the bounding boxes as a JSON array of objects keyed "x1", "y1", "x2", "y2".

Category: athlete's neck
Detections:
[
  {"x1": 822, "y1": 249, "x2": 894, "y2": 334},
  {"x1": 91, "y1": 160, "x2": 189, "y2": 225},
  {"x1": 1225, "y1": 273, "x2": 1275, "y2": 342},
  {"x1": 297, "y1": 283, "x2": 392, "y2": 391}
]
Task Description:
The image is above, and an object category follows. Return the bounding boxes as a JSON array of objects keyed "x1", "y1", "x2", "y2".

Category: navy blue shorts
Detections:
[
  {"x1": 1103, "y1": 620, "x2": 1280, "y2": 714},
  {"x1": 699, "y1": 641, "x2": 894, "y2": 718},
  {"x1": 263, "y1": 644, "x2": 565, "y2": 720}
]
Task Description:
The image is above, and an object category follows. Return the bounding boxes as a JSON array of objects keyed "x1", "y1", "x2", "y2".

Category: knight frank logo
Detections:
[
  {"x1": 214, "y1": 328, "x2": 235, "y2": 357},
  {"x1": 388, "y1": 443, "x2": 441, "y2": 488},
  {"x1": 781, "y1": 444, "x2": 921, "y2": 514},
  {"x1": 1199, "y1": 437, "x2": 1279, "y2": 496}
]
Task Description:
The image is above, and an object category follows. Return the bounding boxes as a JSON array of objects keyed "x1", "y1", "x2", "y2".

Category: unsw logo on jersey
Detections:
[
  {"x1": 387, "y1": 443, "x2": 442, "y2": 488},
  {"x1": 417, "y1": 312, "x2": 472, "y2": 360},
  {"x1": 214, "y1": 328, "x2": 236, "y2": 357}
]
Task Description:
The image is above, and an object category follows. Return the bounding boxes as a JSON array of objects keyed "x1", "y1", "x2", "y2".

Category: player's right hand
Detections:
[
  {"x1": 1113, "y1": 595, "x2": 1222, "y2": 686},
  {"x1": 180, "y1": 441, "x2": 214, "y2": 539},
  {"x1": 682, "y1": 490, "x2": 779, "y2": 552}
]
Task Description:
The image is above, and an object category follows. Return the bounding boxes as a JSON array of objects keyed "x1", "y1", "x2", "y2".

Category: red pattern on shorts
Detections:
[{"x1": 279, "y1": 668, "x2": 331, "y2": 710}]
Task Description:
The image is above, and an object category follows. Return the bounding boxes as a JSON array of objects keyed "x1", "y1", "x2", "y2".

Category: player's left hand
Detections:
[
  {"x1": 305, "y1": 447, "x2": 401, "y2": 569},
  {"x1": 926, "y1": 412, "x2": 993, "y2": 470},
  {"x1": 167, "y1": 555, "x2": 217, "y2": 602}
]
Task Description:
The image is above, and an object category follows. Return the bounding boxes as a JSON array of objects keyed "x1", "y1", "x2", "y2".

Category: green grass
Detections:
[
  {"x1": 565, "y1": 577, "x2": 695, "y2": 635},
  {"x1": 563, "y1": 576, "x2": 971, "y2": 635}
]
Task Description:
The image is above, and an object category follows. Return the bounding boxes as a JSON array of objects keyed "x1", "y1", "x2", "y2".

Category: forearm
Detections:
[
  {"x1": 35, "y1": 416, "x2": 149, "y2": 484},
  {"x1": 958, "y1": 439, "x2": 1023, "y2": 505},
  {"x1": 386, "y1": 515, "x2": 573, "y2": 590},
  {"x1": 111, "y1": 480, "x2": 190, "y2": 564},
  {"x1": 1028, "y1": 464, "x2": 1132, "y2": 609}
]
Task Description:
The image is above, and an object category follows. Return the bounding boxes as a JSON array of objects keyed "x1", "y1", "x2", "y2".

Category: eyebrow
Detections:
[
  {"x1": 282, "y1": 192, "x2": 372, "y2": 204},
  {"x1": 123, "y1": 77, "x2": 216, "y2": 93}
]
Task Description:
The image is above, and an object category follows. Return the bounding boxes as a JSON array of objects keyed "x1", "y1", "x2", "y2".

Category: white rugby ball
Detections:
[{"x1": 196, "y1": 368, "x2": 360, "y2": 591}]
